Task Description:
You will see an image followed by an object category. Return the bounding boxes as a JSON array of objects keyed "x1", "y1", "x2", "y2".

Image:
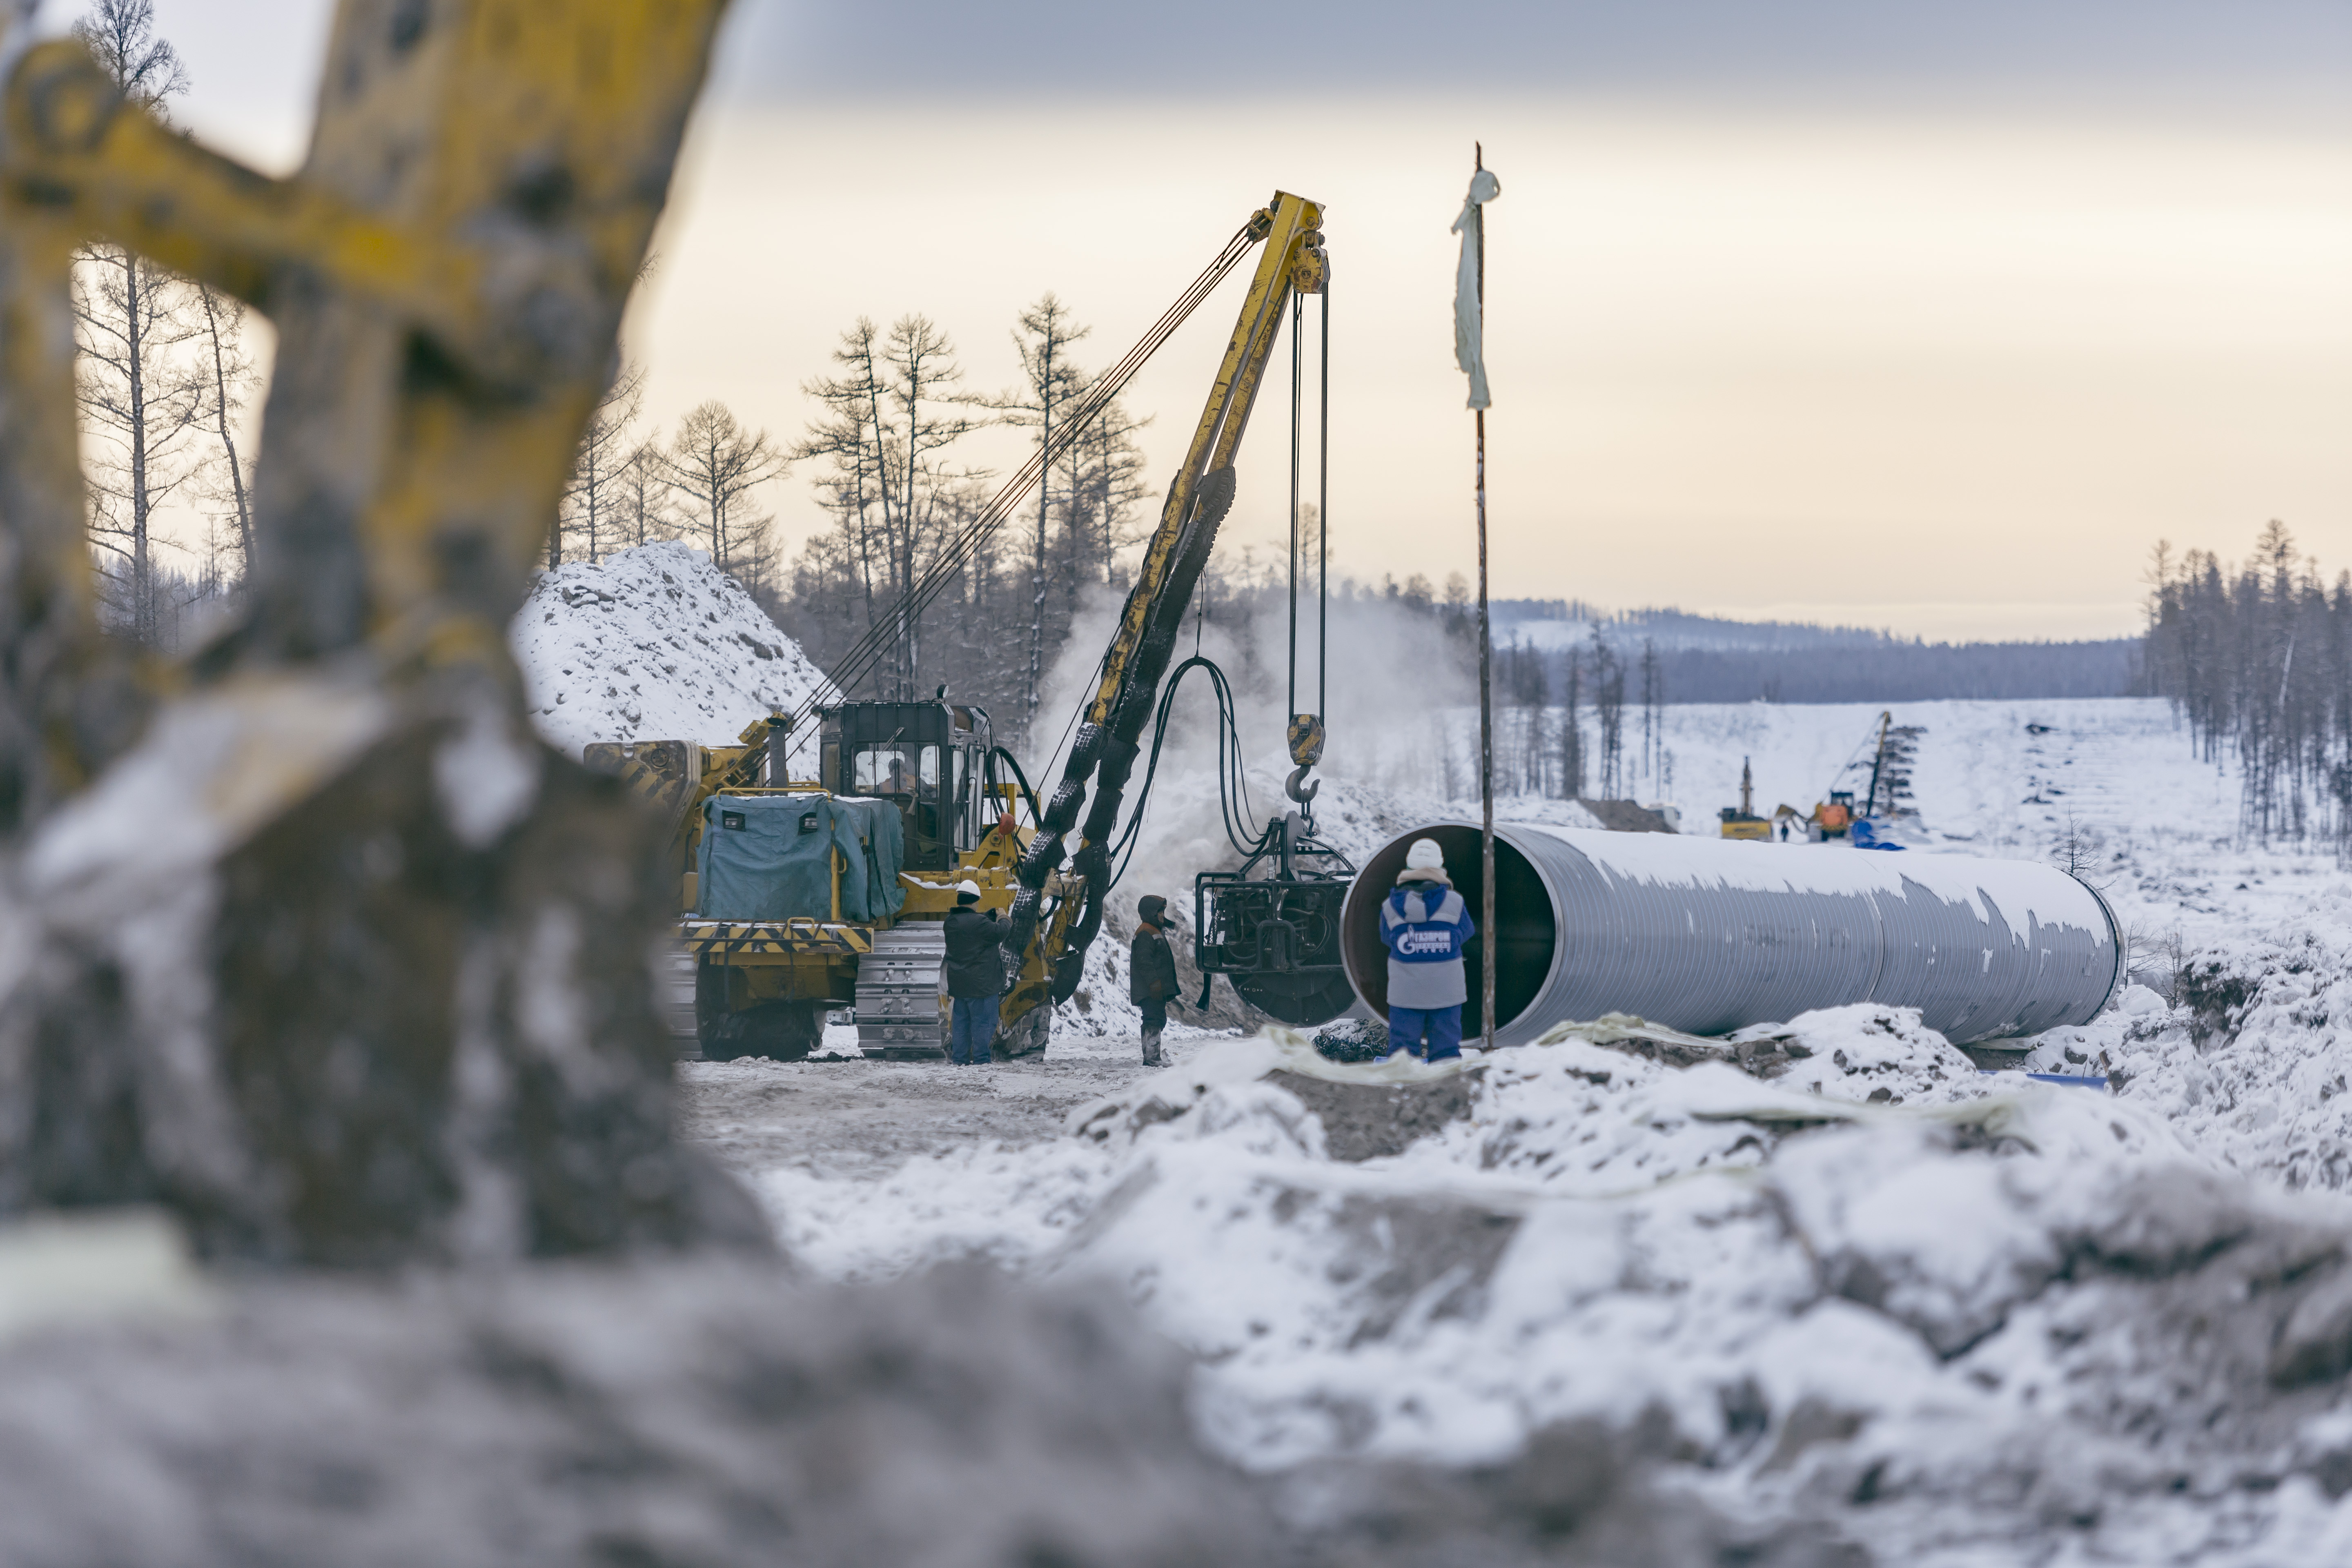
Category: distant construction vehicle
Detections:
[
  {"x1": 1719, "y1": 756, "x2": 1771, "y2": 840},
  {"x1": 1796, "y1": 713, "x2": 1923, "y2": 844},
  {"x1": 1808, "y1": 790, "x2": 1857, "y2": 840}
]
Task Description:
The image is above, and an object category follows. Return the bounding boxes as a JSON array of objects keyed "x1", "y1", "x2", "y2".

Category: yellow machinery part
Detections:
[{"x1": 1, "y1": 1, "x2": 728, "y2": 704}]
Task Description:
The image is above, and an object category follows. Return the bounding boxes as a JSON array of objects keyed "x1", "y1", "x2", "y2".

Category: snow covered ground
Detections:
[
  {"x1": 505, "y1": 549, "x2": 2352, "y2": 1559},
  {"x1": 682, "y1": 693, "x2": 2352, "y2": 1564}
]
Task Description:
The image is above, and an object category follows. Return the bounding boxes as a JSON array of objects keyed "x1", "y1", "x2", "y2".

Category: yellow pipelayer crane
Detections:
[{"x1": 607, "y1": 193, "x2": 1334, "y2": 1060}]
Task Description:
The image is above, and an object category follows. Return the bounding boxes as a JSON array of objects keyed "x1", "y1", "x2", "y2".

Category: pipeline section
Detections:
[{"x1": 1341, "y1": 823, "x2": 2121, "y2": 1048}]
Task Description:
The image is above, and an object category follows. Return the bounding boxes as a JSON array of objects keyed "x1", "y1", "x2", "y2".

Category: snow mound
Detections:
[
  {"x1": 751, "y1": 1020, "x2": 2352, "y2": 1560},
  {"x1": 510, "y1": 542, "x2": 835, "y2": 761},
  {"x1": 1734, "y1": 1003, "x2": 1983, "y2": 1105},
  {"x1": 2042, "y1": 893, "x2": 2352, "y2": 1192}
]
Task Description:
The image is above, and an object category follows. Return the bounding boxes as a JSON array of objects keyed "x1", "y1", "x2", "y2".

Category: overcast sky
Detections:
[{"x1": 111, "y1": 1, "x2": 2352, "y2": 639}]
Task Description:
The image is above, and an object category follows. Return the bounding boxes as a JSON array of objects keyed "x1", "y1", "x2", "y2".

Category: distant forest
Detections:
[
  {"x1": 1486, "y1": 598, "x2": 2140, "y2": 705},
  {"x1": 2142, "y1": 523, "x2": 2351, "y2": 851},
  {"x1": 1631, "y1": 639, "x2": 2138, "y2": 704}
]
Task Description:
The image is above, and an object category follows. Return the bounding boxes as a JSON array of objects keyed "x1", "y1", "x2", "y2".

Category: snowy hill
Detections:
[{"x1": 510, "y1": 542, "x2": 836, "y2": 765}]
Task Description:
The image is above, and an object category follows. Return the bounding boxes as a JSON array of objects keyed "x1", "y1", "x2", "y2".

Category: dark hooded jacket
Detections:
[
  {"x1": 943, "y1": 904, "x2": 1014, "y2": 999},
  {"x1": 1129, "y1": 897, "x2": 1180, "y2": 1007}
]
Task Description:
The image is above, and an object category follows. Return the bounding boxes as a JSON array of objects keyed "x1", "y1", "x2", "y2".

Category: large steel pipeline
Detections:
[{"x1": 1341, "y1": 823, "x2": 2122, "y2": 1047}]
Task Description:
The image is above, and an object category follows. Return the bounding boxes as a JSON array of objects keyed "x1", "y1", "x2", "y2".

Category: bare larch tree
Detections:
[
  {"x1": 995, "y1": 294, "x2": 1088, "y2": 743},
  {"x1": 662, "y1": 401, "x2": 784, "y2": 579},
  {"x1": 71, "y1": 0, "x2": 207, "y2": 646},
  {"x1": 555, "y1": 360, "x2": 645, "y2": 567}
]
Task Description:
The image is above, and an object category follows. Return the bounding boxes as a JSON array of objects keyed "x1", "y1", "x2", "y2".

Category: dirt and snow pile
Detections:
[
  {"x1": 1730, "y1": 1004, "x2": 1984, "y2": 1105},
  {"x1": 0, "y1": 1254, "x2": 1284, "y2": 1568},
  {"x1": 2026, "y1": 892, "x2": 2352, "y2": 1193},
  {"x1": 751, "y1": 1019, "x2": 2352, "y2": 1562},
  {"x1": 510, "y1": 541, "x2": 834, "y2": 761}
]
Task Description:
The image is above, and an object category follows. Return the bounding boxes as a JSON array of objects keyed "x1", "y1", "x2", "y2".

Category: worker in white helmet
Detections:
[
  {"x1": 942, "y1": 879, "x2": 1013, "y2": 1065},
  {"x1": 1379, "y1": 837, "x2": 1475, "y2": 1061}
]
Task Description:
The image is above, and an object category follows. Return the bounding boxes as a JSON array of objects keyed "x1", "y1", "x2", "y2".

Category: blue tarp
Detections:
[
  {"x1": 1850, "y1": 818, "x2": 1908, "y2": 851},
  {"x1": 696, "y1": 794, "x2": 905, "y2": 922}
]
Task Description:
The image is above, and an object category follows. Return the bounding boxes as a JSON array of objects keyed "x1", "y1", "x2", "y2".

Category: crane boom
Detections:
[{"x1": 1002, "y1": 191, "x2": 1329, "y2": 1022}]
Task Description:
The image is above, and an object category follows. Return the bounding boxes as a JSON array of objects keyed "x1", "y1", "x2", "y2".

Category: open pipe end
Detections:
[{"x1": 1341, "y1": 824, "x2": 1557, "y2": 1042}]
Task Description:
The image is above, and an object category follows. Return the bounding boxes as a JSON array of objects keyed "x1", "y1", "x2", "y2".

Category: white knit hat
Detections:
[{"x1": 1404, "y1": 838, "x2": 1445, "y2": 871}]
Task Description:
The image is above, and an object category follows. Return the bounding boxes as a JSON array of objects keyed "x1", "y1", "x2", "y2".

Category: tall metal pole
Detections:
[{"x1": 1474, "y1": 143, "x2": 1496, "y2": 1053}]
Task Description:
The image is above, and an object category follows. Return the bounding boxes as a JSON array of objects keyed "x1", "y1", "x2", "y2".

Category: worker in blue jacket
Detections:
[{"x1": 1379, "y1": 837, "x2": 1476, "y2": 1061}]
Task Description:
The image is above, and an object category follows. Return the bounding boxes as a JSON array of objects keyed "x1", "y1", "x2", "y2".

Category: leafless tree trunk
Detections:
[
  {"x1": 996, "y1": 294, "x2": 1087, "y2": 743},
  {"x1": 559, "y1": 361, "x2": 644, "y2": 567},
  {"x1": 798, "y1": 321, "x2": 892, "y2": 678},
  {"x1": 76, "y1": 245, "x2": 208, "y2": 646},
  {"x1": 880, "y1": 315, "x2": 978, "y2": 698},
  {"x1": 197, "y1": 285, "x2": 254, "y2": 576},
  {"x1": 617, "y1": 440, "x2": 671, "y2": 548},
  {"x1": 1639, "y1": 639, "x2": 1662, "y2": 785},
  {"x1": 70, "y1": 0, "x2": 201, "y2": 646},
  {"x1": 1560, "y1": 648, "x2": 1584, "y2": 798}
]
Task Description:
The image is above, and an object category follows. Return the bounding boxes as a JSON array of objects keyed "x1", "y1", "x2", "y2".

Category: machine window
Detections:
[{"x1": 851, "y1": 745, "x2": 939, "y2": 798}]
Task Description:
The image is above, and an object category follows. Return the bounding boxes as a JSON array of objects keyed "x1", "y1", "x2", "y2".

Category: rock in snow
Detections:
[{"x1": 510, "y1": 542, "x2": 836, "y2": 761}]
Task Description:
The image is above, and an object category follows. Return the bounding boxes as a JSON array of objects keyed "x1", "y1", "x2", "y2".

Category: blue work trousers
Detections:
[
  {"x1": 1388, "y1": 1004, "x2": 1463, "y2": 1062},
  {"x1": 950, "y1": 994, "x2": 999, "y2": 1065}
]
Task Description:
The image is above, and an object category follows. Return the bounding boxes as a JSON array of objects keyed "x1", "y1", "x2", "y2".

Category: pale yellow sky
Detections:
[
  {"x1": 137, "y1": 0, "x2": 2352, "y2": 644},
  {"x1": 628, "y1": 97, "x2": 2350, "y2": 641}
]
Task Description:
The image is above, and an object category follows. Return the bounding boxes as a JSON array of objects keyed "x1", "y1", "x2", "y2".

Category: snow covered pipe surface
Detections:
[{"x1": 1341, "y1": 824, "x2": 2122, "y2": 1047}]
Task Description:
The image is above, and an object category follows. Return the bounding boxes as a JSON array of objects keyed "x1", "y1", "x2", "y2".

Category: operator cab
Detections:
[{"x1": 817, "y1": 699, "x2": 996, "y2": 873}]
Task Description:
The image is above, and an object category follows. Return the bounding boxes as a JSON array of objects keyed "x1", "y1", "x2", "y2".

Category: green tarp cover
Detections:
[
  {"x1": 828, "y1": 796, "x2": 906, "y2": 921},
  {"x1": 695, "y1": 794, "x2": 905, "y2": 923}
]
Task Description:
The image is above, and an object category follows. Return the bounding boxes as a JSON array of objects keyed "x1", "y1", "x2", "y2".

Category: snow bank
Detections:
[
  {"x1": 753, "y1": 1015, "x2": 2352, "y2": 1561},
  {"x1": 2030, "y1": 892, "x2": 2352, "y2": 1192},
  {"x1": 510, "y1": 542, "x2": 835, "y2": 762}
]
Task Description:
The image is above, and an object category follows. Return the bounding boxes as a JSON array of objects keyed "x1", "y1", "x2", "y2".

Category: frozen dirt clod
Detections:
[
  {"x1": 1313, "y1": 1016, "x2": 1392, "y2": 1063},
  {"x1": 1264, "y1": 1067, "x2": 1478, "y2": 1162},
  {"x1": 0, "y1": 1254, "x2": 1283, "y2": 1568}
]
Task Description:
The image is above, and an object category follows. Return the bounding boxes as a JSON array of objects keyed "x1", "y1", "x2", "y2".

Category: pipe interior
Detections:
[{"x1": 1343, "y1": 825, "x2": 1557, "y2": 1035}]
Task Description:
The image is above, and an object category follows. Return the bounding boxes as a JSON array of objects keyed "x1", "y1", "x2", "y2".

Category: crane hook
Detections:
[{"x1": 1285, "y1": 765, "x2": 1320, "y2": 804}]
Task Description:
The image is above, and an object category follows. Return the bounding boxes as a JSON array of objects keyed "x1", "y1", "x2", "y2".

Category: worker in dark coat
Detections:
[
  {"x1": 1380, "y1": 837, "x2": 1476, "y2": 1062},
  {"x1": 1130, "y1": 893, "x2": 1180, "y2": 1067},
  {"x1": 943, "y1": 879, "x2": 1013, "y2": 1065}
]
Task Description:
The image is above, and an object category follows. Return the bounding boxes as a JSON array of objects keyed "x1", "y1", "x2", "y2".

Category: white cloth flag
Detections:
[{"x1": 1451, "y1": 167, "x2": 1501, "y2": 410}]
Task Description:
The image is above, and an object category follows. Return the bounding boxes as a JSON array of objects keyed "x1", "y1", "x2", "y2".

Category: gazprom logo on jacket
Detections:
[{"x1": 1396, "y1": 928, "x2": 1459, "y2": 957}]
